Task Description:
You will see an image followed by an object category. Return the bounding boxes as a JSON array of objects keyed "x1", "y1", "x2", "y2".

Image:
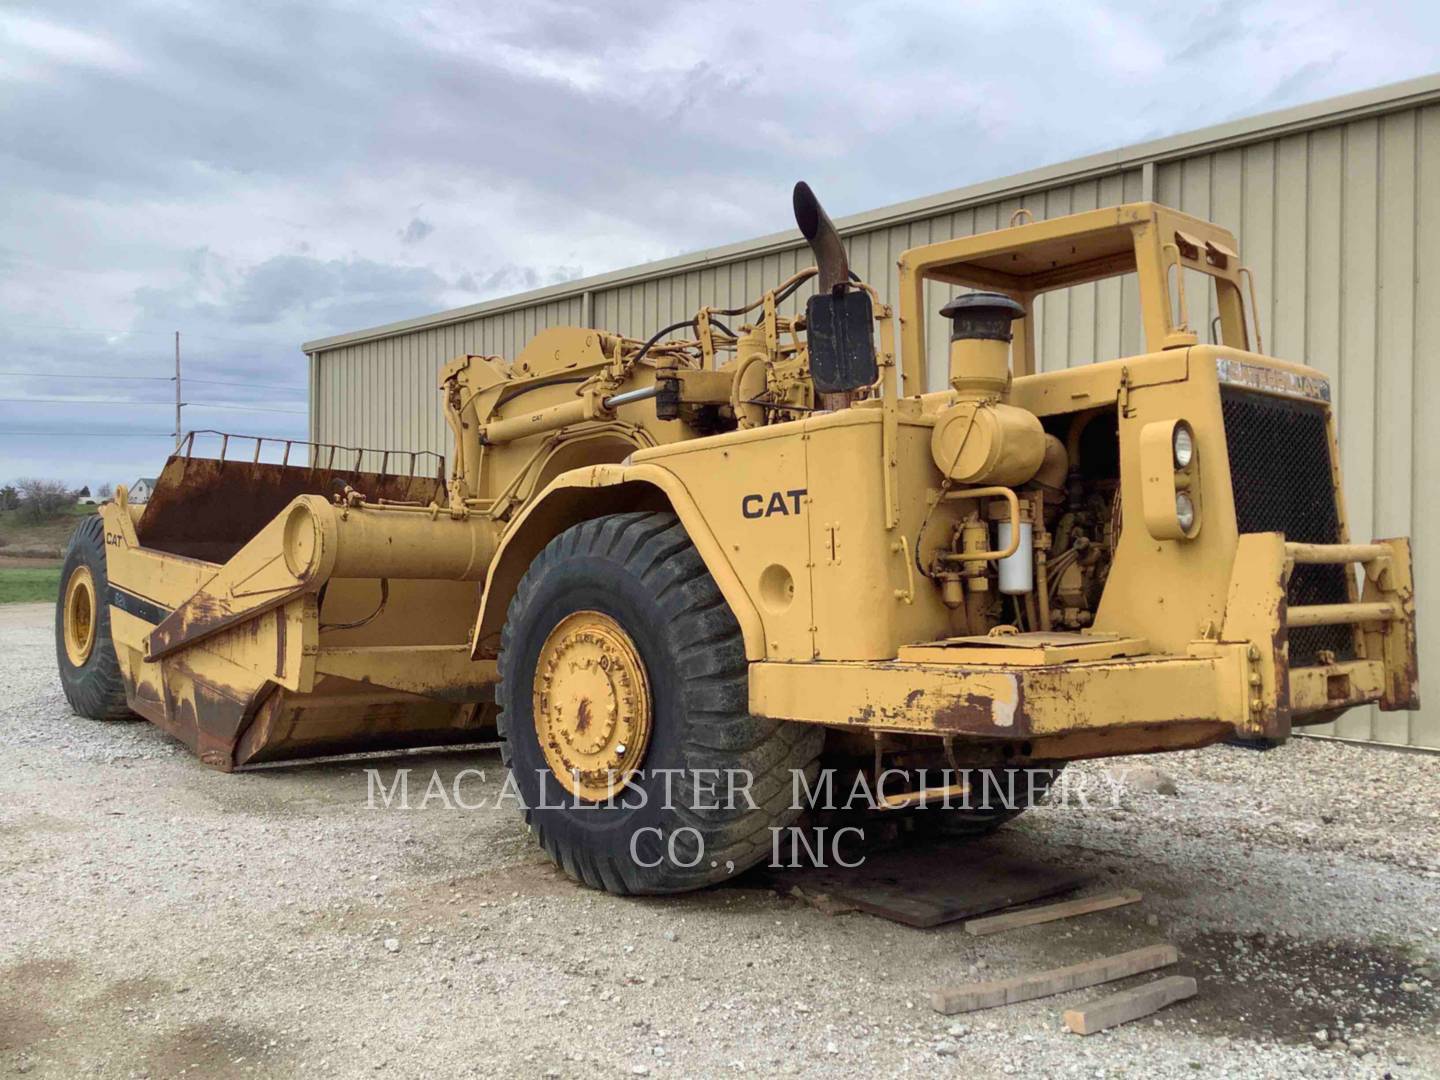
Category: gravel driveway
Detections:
[{"x1": 1, "y1": 601, "x2": 1436, "y2": 1078}]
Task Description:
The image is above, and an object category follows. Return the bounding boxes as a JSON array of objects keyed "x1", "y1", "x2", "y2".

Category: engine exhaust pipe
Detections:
[{"x1": 793, "y1": 181, "x2": 850, "y2": 294}]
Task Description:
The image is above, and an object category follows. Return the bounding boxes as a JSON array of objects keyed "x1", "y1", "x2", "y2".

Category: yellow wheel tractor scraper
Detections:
[{"x1": 56, "y1": 184, "x2": 1419, "y2": 893}]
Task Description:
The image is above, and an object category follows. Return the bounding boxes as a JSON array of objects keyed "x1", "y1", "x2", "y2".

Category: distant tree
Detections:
[
  {"x1": 16, "y1": 478, "x2": 74, "y2": 522},
  {"x1": 0, "y1": 485, "x2": 18, "y2": 511},
  {"x1": 95, "y1": 482, "x2": 114, "y2": 500},
  {"x1": 77, "y1": 485, "x2": 91, "y2": 498}
]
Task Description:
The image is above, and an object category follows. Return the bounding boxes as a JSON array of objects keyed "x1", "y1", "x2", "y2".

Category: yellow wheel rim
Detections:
[
  {"x1": 63, "y1": 565, "x2": 98, "y2": 667},
  {"x1": 533, "y1": 610, "x2": 652, "y2": 802}
]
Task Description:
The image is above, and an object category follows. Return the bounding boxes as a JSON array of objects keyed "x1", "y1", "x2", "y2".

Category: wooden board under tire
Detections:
[
  {"x1": 929, "y1": 943, "x2": 1179, "y2": 1015},
  {"x1": 756, "y1": 841, "x2": 1086, "y2": 928},
  {"x1": 963, "y1": 888, "x2": 1143, "y2": 935},
  {"x1": 1062, "y1": 974, "x2": 1198, "y2": 1034}
]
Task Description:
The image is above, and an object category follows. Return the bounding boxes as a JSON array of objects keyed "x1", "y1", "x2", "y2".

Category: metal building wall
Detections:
[
  {"x1": 310, "y1": 294, "x2": 585, "y2": 470},
  {"x1": 307, "y1": 78, "x2": 1440, "y2": 749}
]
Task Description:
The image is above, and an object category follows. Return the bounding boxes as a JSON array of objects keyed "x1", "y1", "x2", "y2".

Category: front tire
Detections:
[
  {"x1": 55, "y1": 514, "x2": 132, "y2": 720},
  {"x1": 496, "y1": 511, "x2": 822, "y2": 894}
]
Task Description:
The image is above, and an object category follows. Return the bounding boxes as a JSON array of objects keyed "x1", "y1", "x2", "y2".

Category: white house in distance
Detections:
[{"x1": 128, "y1": 477, "x2": 157, "y2": 504}]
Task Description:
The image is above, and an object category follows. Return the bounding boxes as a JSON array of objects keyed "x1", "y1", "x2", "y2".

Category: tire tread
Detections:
[
  {"x1": 496, "y1": 511, "x2": 821, "y2": 894},
  {"x1": 55, "y1": 515, "x2": 132, "y2": 721}
]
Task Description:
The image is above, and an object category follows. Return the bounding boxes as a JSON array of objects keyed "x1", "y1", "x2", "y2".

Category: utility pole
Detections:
[{"x1": 174, "y1": 330, "x2": 181, "y2": 449}]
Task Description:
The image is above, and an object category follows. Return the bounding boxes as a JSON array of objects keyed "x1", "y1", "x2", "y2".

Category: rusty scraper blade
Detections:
[{"x1": 757, "y1": 839, "x2": 1087, "y2": 929}]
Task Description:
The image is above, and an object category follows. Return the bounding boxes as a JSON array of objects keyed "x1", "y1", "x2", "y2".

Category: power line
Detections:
[
  {"x1": 0, "y1": 370, "x2": 168, "y2": 382},
  {"x1": 190, "y1": 402, "x2": 307, "y2": 415},
  {"x1": 0, "y1": 370, "x2": 306, "y2": 391},
  {"x1": 0, "y1": 396, "x2": 176, "y2": 405},
  {"x1": 187, "y1": 377, "x2": 306, "y2": 391},
  {"x1": 0, "y1": 397, "x2": 306, "y2": 415},
  {"x1": 0, "y1": 322, "x2": 289, "y2": 348},
  {"x1": 0, "y1": 426, "x2": 175, "y2": 434}
]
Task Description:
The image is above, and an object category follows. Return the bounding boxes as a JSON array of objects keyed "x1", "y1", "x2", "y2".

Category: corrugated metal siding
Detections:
[
  {"x1": 311, "y1": 96, "x2": 1438, "y2": 750},
  {"x1": 311, "y1": 295, "x2": 586, "y2": 471}
]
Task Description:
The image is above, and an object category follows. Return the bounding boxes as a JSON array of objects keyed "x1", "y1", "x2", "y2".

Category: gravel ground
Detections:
[{"x1": 2, "y1": 600, "x2": 1437, "y2": 1078}]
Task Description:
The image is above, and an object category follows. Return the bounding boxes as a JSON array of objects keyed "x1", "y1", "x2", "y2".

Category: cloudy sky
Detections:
[{"x1": 2, "y1": 0, "x2": 1438, "y2": 488}]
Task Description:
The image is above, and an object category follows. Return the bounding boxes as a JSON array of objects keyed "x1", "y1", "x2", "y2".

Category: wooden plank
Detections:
[
  {"x1": 758, "y1": 842, "x2": 1085, "y2": 930},
  {"x1": 929, "y1": 943, "x2": 1178, "y2": 1015},
  {"x1": 963, "y1": 888, "x2": 1142, "y2": 936},
  {"x1": 1063, "y1": 974, "x2": 1198, "y2": 1035}
]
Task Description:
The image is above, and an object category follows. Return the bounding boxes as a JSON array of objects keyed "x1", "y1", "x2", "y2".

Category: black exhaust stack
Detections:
[
  {"x1": 793, "y1": 181, "x2": 851, "y2": 294},
  {"x1": 793, "y1": 182, "x2": 876, "y2": 397}
]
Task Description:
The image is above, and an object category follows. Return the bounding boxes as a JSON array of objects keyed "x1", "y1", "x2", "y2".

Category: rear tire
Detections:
[
  {"x1": 496, "y1": 511, "x2": 823, "y2": 894},
  {"x1": 55, "y1": 515, "x2": 132, "y2": 721}
]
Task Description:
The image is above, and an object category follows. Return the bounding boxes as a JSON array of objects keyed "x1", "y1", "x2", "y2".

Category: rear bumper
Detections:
[{"x1": 748, "y1": 533, "x2": 1418, "y2": 757}]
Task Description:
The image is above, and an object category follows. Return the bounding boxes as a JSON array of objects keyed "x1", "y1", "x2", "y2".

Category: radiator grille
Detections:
[{"x1": 1219, "y1": 388, "x2": 1355, "y2": 665}]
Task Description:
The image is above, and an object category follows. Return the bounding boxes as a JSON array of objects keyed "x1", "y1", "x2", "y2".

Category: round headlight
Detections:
[
  {"x1": 1173, "y1": 424, "x2": 1194, "y2": 469},
  {"x1": 1175, "y1": 491, "x2": 1196, "y2": 532}
]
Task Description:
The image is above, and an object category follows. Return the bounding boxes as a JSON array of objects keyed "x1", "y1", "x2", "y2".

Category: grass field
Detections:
[
  {"x1": 0, "y1": 566, "x2": 61, "y2": 604},
  {"x1": 0, "y1": 504, "x2": 94, "y2": 559}
]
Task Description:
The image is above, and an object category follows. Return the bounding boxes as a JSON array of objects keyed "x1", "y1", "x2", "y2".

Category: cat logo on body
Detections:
[{"x1": 742, "y1": 489, "x2": 807, "y2": 519}]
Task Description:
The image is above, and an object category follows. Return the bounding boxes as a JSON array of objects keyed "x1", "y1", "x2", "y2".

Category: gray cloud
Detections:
[
  {"x1": 132, "y1": 251, "x2": 456, "y2": 330},
  {"x1": 463, "y1": 263, "x2": 585, "y2": 296},
  {"x1": 399, "y1": 218, "x2": 434, "y2": 244},
  {"x1": 2, "y1": 0, "x2": 1439, "y2": 487},
  {"x1": 1262, "y1": 55, "x2": 1345, "y2": 109}
]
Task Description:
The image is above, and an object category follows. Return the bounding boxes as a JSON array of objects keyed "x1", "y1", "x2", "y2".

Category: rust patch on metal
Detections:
[
  {"x1": 137, "y1": 454, "x2": 442, "y2": 564},
  {"x1": 147, "y1": 585, "x2": 304, "y2": 663},
  {"x1": 932, "y1": 693, "x2": 997, "y2": 732},
  {"x1": 233, "y1": 681, "x2": 486, "y2": 767},
  {"x1": 1272, "y1": 614, "x2": 1292, "y2": 729},
  {"x1": 1383, "y1": 604, "x2": 1421, "y2": 712},
  {"x1": 274, "y1": 607, "x2": 286, "y2": 680}
]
